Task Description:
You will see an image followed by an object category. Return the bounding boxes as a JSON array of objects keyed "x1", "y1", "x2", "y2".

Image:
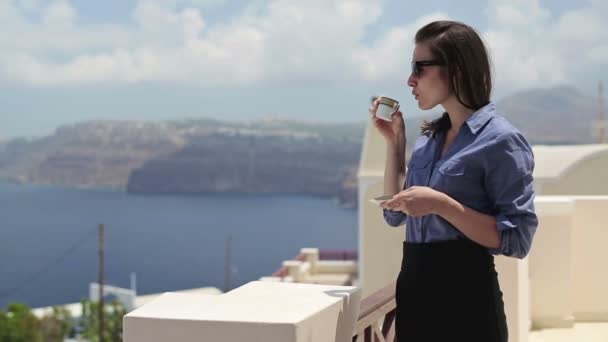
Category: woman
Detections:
[{"x1": 369, "y1": 21, "x2": 538, "y2": 342}]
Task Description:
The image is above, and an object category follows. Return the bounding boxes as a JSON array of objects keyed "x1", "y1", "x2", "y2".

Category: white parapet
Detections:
[
  {"x1": 495, "y1": 256, "x2": 530, "y2": 342},
  {"x1": 570, "y1": 196, "x2": 608, "y2": 321},
  {"x1": 123, "y1": 281, "x2": 361, "y2": 342},
  {"x1": 530, "y1": 196, "x2": 575, "y2": 329},
  {"x1": 531, "y1": 196, "x2": 608, "y2": 323}
]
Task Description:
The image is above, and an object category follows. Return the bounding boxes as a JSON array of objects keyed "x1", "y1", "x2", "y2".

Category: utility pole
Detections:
[
  {"x1": 599, "y1": 81, "x2": 606, "y2": 144},
  {"x1": 224, "y1": 235, "x2": 232, "y2": 293},
  {"x1": 98, "y1": 224, "x2": 105, "y2": 342}
]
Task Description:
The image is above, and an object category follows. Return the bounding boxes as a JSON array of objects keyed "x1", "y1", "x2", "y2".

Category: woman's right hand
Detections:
[{"x1": 369, "y1": 97, "x2": 406, "y2": 144}]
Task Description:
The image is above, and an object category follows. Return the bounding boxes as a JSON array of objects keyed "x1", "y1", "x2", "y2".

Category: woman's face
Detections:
[{"x1": 407, "y1": 43, "x2": 450, "y2": 110}]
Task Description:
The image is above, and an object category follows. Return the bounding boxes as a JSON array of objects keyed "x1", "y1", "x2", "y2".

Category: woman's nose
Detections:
[{"x1": 407, "y1": 73, "x2": 416, "y2": 87}]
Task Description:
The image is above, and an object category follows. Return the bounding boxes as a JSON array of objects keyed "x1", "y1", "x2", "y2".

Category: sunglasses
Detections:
[{"x1": 411, "y1": 60, "x2": 445, "y2": 77}]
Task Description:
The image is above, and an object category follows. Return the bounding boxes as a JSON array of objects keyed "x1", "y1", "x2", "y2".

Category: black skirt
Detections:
[{"x1": 395, "y1": 239, "x2": 508, "y2": 342}]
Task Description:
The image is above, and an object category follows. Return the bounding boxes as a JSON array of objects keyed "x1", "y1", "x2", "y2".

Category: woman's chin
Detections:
[
  {"x1": 417, "y1": 101, "x2": 431, "y2": 111},
  {"x1": 417, "y1": 100, "x2": 437, "y2": 111}
]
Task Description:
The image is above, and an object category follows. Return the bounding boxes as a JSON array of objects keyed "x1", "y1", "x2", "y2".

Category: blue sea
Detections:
[{"x1": 0, "y1": 183, "x2": 358, "y2": 309}]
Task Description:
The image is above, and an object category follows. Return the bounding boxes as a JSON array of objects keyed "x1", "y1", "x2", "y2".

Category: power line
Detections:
[{"x1": 0, "y1": 226, "x2": 97, "y2": 302}]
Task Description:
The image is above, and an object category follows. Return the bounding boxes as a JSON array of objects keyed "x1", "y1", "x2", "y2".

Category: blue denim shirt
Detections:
[{"x1": 383, "y1": 102, "x2": 538, "y2": 259}]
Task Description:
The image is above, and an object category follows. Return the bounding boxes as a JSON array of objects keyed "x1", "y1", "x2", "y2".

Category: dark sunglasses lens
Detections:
[{"x1": 411, "y1": 62, "x2": 418, "y2": 77}]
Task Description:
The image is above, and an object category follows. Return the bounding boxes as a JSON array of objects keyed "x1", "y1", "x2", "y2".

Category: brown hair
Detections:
[{"x1": 416, "y1": 21, "x2": 493, "y2": 136}]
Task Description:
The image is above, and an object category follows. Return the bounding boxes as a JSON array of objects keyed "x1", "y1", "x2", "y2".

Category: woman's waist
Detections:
[
  {"x1": 405, "y1": 216, "x2": 463, "y2": 242},
  {"x1": 401, "y1": 238, "x2": 495, "y2": 274}
]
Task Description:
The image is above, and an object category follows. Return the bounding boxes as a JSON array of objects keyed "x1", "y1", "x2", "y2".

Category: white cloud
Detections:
[
  {"x1": 483, "y1": 30, "x2": 568, "y2": 90},
  {"x1": 155, "y1": 0, "x2": 227, "y2": 7},
  {"x1": 483, "y1": 0, "x2": 607, "y2": 94},
  {"x1": 254, "y1": 0, "x2": 383, "y2": 82},
  {"x1": 0, "y1": 0, "x2": 606, "y2": 93},
  {"x1": 42, "y1": 0, "x2": 77, "y2": 27},
  {"x1": 0, "y1": 1, "x2": 132, "y2": 54},
  {"x1": 15, "y1": 0, "x2": 44, "y2": 12},
  {"x1": 487, "y1": 0, "x2": 550, "y2": 29},
  {"x1": 0, "y1": 0, "x2": 386, "y2": 85},
  {"x1": 352, "y1": 13, "x2": 450, "y2": 82}
]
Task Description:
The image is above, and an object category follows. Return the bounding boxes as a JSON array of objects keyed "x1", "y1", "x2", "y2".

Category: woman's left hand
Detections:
[{"x1": 381, "y1": 186, "x2": 445, "y2": 217}]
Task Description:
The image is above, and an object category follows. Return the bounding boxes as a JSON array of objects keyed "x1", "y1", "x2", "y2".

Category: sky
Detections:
[{"x1": 0, "y1": 0, "x2": 606, "y2": 138}]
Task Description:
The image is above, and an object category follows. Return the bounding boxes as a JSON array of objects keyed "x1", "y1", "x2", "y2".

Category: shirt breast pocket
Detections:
[
  {"x1": 438, "y1": 159, "x2": 467, "y2": 177},
  {"x1": 436, "y1": 159, "x2": 483, "y2": 199}
]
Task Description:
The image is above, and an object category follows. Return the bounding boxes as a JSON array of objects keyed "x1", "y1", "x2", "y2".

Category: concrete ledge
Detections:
[
  {"x1": 533, "y1": 314, "x2": 575, "y2": 329},
  {"x1": 534, "y1": 196, "x2": 575, "y2": 215},
  {"x1": 124, "y1": 281, "x2": 361, "y2": 342},
  {"x1": 574, "y1": 312, "x2": 608, "y2": 322}
]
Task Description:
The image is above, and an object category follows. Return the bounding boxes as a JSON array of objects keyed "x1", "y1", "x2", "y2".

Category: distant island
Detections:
[
  {"x1": 0, "y1": 86, "x2": 600, "y2": 208},
  {"x1": 0, "y1": 118, "x2": 365, "y2": 208}
]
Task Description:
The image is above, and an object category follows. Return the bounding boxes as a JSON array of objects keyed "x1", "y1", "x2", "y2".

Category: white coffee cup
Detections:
[{"x1": 375, "y1": 96, "x2": 400, "y2": 122}]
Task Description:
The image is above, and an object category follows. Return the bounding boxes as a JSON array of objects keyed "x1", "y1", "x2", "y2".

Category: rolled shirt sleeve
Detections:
[
  {"x1": 383, "y1": 208, "x2": 407, "y2": 227},
  {"x1": 486, "y1": 134, "x2": 538, "y2": 259}
]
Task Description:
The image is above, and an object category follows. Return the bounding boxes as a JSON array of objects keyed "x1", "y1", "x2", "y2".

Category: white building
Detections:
[{"x1": 357, "y1": 122, "x2": 608, "y2": 342}]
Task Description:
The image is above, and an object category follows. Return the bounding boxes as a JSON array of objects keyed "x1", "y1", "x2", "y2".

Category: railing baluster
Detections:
[
  {"x1": 382, "y1": 309, "x2": 396, "y2": 337},
  {"x1": 364, "y1": 326, "x2": 372, "y2": 341},
  {"x1": 373, "y1": 322, "x2": 386, "y2": 342},
  {"x1": 352, "y1": 281, "x2": 397, "y2": 342}
]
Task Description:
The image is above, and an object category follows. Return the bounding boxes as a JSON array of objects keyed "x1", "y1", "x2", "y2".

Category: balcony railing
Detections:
[
  {"x1": 352, "y1": 281, "x2": 396, "y2": 342},
  {"x1": 269, "y1": 249, "x2": 396, "y2": 341}
]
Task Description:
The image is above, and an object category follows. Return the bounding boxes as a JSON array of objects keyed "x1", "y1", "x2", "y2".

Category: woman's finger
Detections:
[
  {"x1": 383, "y1": 198, "x2": 397, "y2": 208},
  {"x1": 369, "y1": 104, "x2": 379, "y2": 116}
]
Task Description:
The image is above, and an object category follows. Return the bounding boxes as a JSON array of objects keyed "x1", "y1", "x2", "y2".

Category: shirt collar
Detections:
[{"x1": 465, "y1": 102, "x2": 496, "y2": 135}]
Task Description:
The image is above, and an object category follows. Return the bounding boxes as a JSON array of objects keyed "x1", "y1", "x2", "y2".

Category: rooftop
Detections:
[{"x1": 532, "y1": 144, "x2": 608, "y2": 180}]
